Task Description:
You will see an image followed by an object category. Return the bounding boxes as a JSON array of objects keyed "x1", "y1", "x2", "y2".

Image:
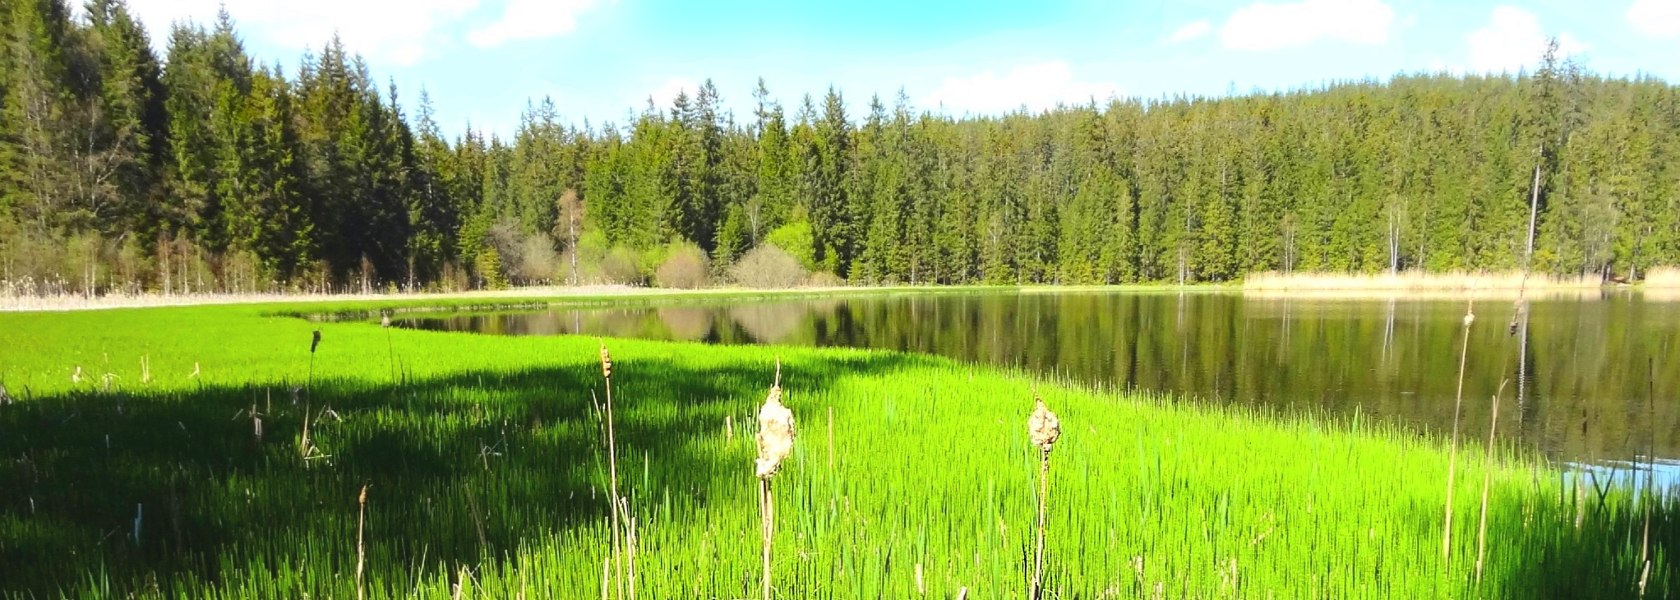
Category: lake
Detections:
[{"x1": 392, "y1": 289, "x2": 1679, "y2": 469}]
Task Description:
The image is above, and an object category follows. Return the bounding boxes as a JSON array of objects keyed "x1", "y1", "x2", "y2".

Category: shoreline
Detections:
[{"x1": 6, "y1": 271, "x2": 1678, "y2": 312}]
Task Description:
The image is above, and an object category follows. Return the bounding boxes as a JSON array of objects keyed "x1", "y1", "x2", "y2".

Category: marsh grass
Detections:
[{"x1": 0, "y1": 303, "x2": 1674, "y2": 598}]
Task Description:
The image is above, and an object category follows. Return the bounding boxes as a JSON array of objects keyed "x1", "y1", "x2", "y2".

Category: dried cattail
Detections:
[
  {"x1": 311, "y1": 330, "x2": 322, "y2": 354},
  {"x1": 1028, "y1": 396, "x2": 1061, "y2": 454},
  {"x1": 1028, "y1": 393, "x2": 1061, "y2": 600},
  {"x1": 755, "y1": 376, "x2": 795, "y2": 479},
  {"x1": 380, "y1": 313, "x2": 392, "y2": 328},
  {"x1": 599, "y1": 344, "x2": 613, "y2": 379},
  {"x1": 356, "y1": 484, "x2": 369, "y2": 600},
  {"x1": 756, "y1": 360, "x2": 794, "y2": 600}
]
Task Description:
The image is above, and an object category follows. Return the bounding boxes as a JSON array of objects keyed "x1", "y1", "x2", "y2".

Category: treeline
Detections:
[{"x1": 4, "y1": 1, "x2": 1678, "y2": 294}]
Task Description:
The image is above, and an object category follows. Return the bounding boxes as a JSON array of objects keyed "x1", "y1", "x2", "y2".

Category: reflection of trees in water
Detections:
[
  {"x1": 727, "y1": 300, "x2": 842, "y2": 344},
  {"x1": 657, "y1": 307, "x2": 715, "y2": 341}
]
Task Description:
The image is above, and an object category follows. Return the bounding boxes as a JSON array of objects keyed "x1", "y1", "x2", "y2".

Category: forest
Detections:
[{"x1": 3, "y1": 0, "x2": 1678, "y2": 294}]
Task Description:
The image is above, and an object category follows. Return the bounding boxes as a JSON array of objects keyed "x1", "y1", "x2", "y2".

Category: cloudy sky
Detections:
[{"x1": 114, "y1": 0, "x2": 1680, "y2": 137}]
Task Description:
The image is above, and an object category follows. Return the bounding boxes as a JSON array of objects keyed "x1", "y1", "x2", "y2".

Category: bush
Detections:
[
  {"x1": 764, "y1": 221, "x2": 818, "y2": 272},
  {"x1": 730, "y1": 244, "x2": 808, "y2": 289},
  {"x1": 601, "y1": 246, "x2": 643, "y2": 285},
  {"x1": 805, "y1": 271, "x2": 844, "y2": 288},
  {"x1": 515, "y1": 233, "x2": 558, "y2": 285},
  {"x1": 655, "y1": 241, "x2": 709, "y2": 289}
]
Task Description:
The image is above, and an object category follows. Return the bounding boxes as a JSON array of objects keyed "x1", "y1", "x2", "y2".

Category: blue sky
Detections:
[{"x1": 120, "y1": 0, "x2": 1680, "y2": 137}]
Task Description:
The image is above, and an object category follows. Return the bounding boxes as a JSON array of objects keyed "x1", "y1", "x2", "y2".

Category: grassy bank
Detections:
[{"x1": 0, "y1": 301, "x2": 1673, "y2": 598}]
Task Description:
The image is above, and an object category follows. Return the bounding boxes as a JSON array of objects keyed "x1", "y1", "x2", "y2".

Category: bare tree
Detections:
[{"x1": 555, "y1": 189, "x2": 584, "y2": 286}]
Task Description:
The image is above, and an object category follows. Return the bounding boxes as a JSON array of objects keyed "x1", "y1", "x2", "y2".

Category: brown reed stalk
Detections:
[
  {"x1": 1028, "y1": 393, "x2": 1061, "y2": 600},
  {"x1": 756, "y1": 359, "x2": 795, "y2": 600},
  {"x1": 1640, "y1": 357, "x2": 1655, "y2": 596},
  {"x1": 302, "y1": 330, "x2": 321, "y2": 459},
  {"x1": 356, "y1": 484, "x2": 369, "y2": 600},
  {"x1": 1443, "y1": 301, "x2": 1474, "y2": 567},
  {"x1": 600, "y1": 343, "x2": 625, "y2": 600},
  {"x1": 1475, "y1": 379, "x2": 1508, "y2": 583}
]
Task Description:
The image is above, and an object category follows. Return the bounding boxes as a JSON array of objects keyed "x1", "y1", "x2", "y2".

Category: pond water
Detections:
[{"x1": 393, "y1": 290, "x2": 1680, "y2": 467}]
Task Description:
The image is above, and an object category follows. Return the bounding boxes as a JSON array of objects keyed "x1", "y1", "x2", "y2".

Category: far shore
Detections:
[{"x1": 6, "y1": 269, "x2": 1679, "y2": 312}]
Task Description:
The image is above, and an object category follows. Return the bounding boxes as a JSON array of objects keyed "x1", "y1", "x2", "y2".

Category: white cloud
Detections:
[
  {"x1": 1627, "y1": 0, "x2": 1680, "y2": 38},
  {"x1": 1466, "y1": 6, "x2": 1588, "y2": 74},
  {"x1": 1219, "y1": 0, "x2": 1395, "y2": 51},
  {"x1": 646, "y1": 77, "x2": 699, "y2": 110},
  {"x1": 467, "y1": 0, "x2": 600, "y2": 48},
  {"x1": 924, "y1": 61, "x2": 1119, "y2": 115},
  {"x1": 127, "y1": 0, "x2": 478, "y2": 66},
  {"x1": 1167, "y1": 20, "x2": 1212, "y2": 44}
]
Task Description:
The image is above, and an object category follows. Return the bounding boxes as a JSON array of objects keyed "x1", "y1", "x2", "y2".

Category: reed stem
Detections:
[{"x1": 1443, "y1": 301, "x2": 1474, "y2": 567}]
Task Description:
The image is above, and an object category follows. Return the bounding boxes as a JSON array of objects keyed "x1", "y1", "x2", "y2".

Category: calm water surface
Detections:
[{"x1": 395, "y1": 290, "x2": 1680, "y2": 468}]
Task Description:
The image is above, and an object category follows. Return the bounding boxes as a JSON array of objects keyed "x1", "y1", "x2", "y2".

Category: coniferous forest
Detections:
[{"x1": 4, "y1": 0, "x2": 1679, "y2": 294}]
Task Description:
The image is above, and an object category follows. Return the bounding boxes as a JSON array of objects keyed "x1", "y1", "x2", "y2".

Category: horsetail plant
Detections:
[
  {"x1": 755, "y1": 359, "x2": 794, "y2": 600},
  {"x1": 1028, "y1": 393, "x2": 1062, "y2": 600}
]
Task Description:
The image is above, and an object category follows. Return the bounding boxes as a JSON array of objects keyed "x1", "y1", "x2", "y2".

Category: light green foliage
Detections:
[
  {"x1": 0, "y1": 300, "x2": 1672, "y2": 598},
  {"x1": 764, "y1": 220, "x2": 817, "y2": 272}
]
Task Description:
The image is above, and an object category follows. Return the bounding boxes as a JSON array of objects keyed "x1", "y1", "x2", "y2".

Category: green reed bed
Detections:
[{"x1": 0, "y1": 302, "x2": 1673, "y2": 598}]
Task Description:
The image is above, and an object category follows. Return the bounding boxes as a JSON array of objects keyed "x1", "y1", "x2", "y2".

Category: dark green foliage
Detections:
[{"x1": 1, "y1": 15, "x2": 1676, "y2": 291}]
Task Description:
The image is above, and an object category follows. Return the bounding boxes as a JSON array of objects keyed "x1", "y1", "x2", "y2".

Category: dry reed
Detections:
[
  {"x1": 1443, "y1": 302, "x2": 1474, "y2": 566},
  {"x1": 1028, "y1": 394, "x2": 1061, "y2": 600},
  {"x1": 1475, "y1": 380, "x2": 1508, "y2": 582},
  {"x1": 301, "y1": 330, "x2": 321, "y2": 459},
  {"x1": 756, "y1": 359, "x2": 794, "y2": 600},
  {"x1": 1644, "y1": 266, "x2": 1680, "y2": 288},
  {"x1": 356, "y1": 484, "x2": 369, "y2": 600},
  {"x1": 1245, "y1": 270, "x2": 1604, "y2": 293},
  {"x1": 599, "y1": 343, "x2": 627, "y2": 600}
]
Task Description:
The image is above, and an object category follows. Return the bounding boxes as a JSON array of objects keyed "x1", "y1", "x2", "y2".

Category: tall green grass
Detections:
[{"x1": 0, "y1": 302, "x2": 1673, "y2": 598}]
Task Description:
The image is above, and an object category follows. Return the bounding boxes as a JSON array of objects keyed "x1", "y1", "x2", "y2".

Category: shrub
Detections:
[
  {"x1": 764, "y1": 221, "x2": 818, "y2": 272},
  {"x1": 804, "y1": 271, "x2": 844, "y2": 288},
  {"x1": 730, "y1": 244, "x2": 808, "y2": 289},
  {"x1": 515, "y1": 233, "x2": 558, "y2": 285},
  {"x1": 655, "y1": 241, "x2": 709, "y2": 289},
  {"x1": 602, "y1": 246, "x2": 643, "y2": 285}
]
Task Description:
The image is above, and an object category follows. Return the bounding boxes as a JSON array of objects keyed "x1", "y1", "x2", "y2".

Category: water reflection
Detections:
[{"x1": 395, "y1": 291, "x2": 1679, "y2": 464}]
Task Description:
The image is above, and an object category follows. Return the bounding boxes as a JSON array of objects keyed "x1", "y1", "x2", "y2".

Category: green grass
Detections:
[{"x1": 0, "y1": 300, "x2": 1673, "y2": 598}]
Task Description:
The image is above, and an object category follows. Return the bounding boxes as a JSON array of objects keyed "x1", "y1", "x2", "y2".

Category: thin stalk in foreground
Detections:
[
  {"x1": 1444, "y1": 302, "x2": 1474, "y2": 567},
  {"x1": 302, "y1": 330, "x2": 321, "y2": 458},
  {"x1": 1028, "y1": 394, "x2": 1061, "y2": 600},
  {"x1": 356, "y1": 484, "x2": 369, "y2": 600},
  {"x1": 600, "y1": 343, "x2": 625, "y2": 600},
  {"x1": 1475, "y1": 380, "x2": 1508, "y2": 583},
  {"x1": 755, "y1": 360, "x2": 794, "y2": 600}
]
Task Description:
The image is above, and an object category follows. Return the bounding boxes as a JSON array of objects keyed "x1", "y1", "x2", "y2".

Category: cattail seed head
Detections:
[
  {"x1": 1028, "y1": 396, "x2": 1061, "y2": 454},
  {"x1": 380, "y1": 314, "x2": 392, "y2": 328},
  {"x1": 756, "y1": 378, "x2": 795, "y2": 479},
  {"x1": 599, "y1": 345, "x2": 613, "y2": 379},
  {"x1": 359, "y1": 484, "x2": 368, "y2": 505},
  {"x1": 1463, "y1": 312, "x2": 1475, "y2": 327},
  {"x1": 311, "y1": 330, "x2": 322, "y2": 354}
]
